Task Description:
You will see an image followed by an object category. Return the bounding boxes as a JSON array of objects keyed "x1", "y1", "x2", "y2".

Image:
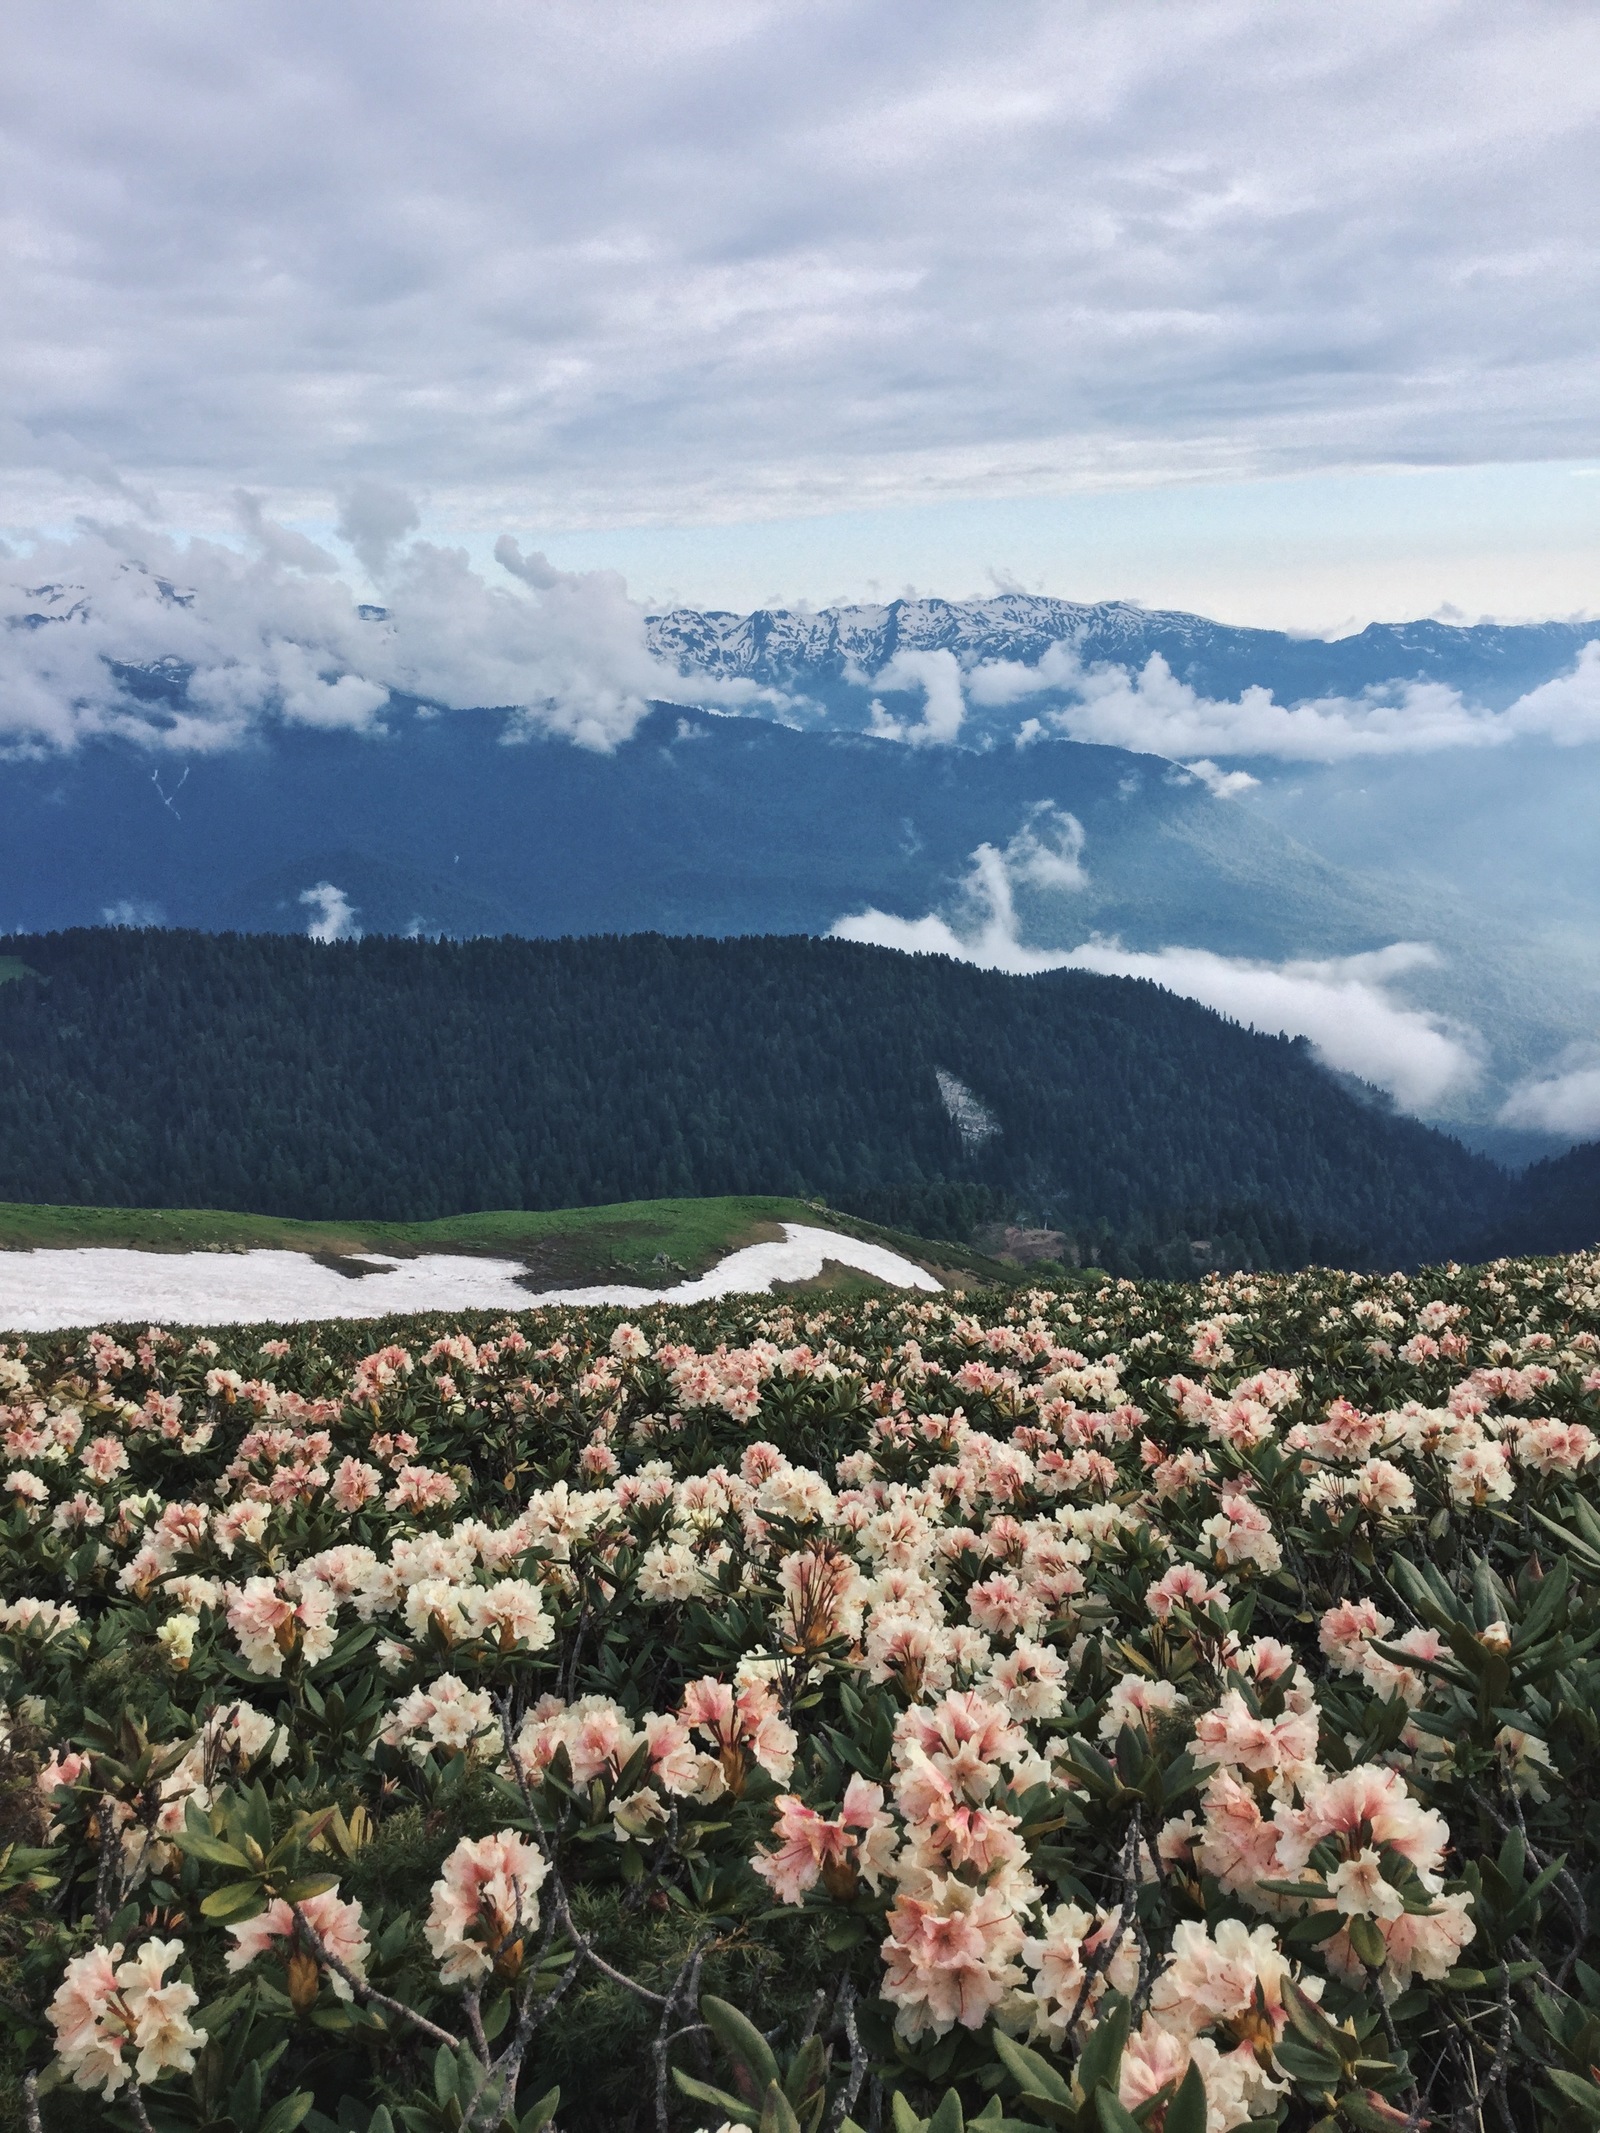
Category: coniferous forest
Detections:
[{"x1": 0, "y1": 927, "x2": 1535, "y2": 1270}]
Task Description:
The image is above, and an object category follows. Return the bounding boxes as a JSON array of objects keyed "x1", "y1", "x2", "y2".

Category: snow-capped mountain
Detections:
[
  {"x1": 647, "y1": 594, "x2": 1599, "y2": 712},
  {"x1": 6, "y1": 576, "x2": 1600, "y2": 1151}
]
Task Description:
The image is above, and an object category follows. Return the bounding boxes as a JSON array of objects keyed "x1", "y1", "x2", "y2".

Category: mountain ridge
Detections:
[
  {"x1": 646, "y1": 593, "x2": 1600, "y2": 711},
  {"x1": 0, "y1": 927, "x2": 1511, "y2": 1273}
]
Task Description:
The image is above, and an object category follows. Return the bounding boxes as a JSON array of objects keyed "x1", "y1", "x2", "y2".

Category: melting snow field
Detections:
[{"x1": 0, "y1": 1222, "x2": 941, "y2": 1331}]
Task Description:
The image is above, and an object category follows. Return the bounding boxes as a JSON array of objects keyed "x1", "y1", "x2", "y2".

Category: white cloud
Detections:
[
  {"x1": 2, "y1": 4, "x2": 1598, "y2": 534},
  {"x1": 830, "y1": 822, "x2": 1480, "y2": 1114},
  {"x1": 867, "y1": 648, "x2": 967, "y2": 745},
  {"x1": 0, "y1": 518, "x2": 765, "y2": 754},
  {"x1": 1001, "y1": 802, "x2": 1088, "y2": 890},
  {"x1": 9, "y1": 509, "x2": 1597, "y2": 770},
  {"x1": 335, "y1": 482, "x2": 422, "y2": 581},
  {"x1": 232, "y1": 491, "x2": 338, "y2": 575},
  {"x1": 1183, "y1": 758, "x2": 1260, "y2": 797},
  {"x1": 300, "y1": 882, "x2": 360, "y2": 943},
  {"x1": 961, "y1": 641, "x2": 1600, "y2": 762},
  {"x1": 1067, "y1": 940, "x2": 1479, "y2": 1115},
  {"x1": 1499, "y1": 1053, "x2": 1600, "y2": 1138}
]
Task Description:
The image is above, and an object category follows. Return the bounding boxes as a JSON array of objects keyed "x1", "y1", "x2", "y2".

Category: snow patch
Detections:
[
  {"x1": 935, "y1": 1069, "x2": 999, "y2": 1151},
  {"x1": 0, "y1": 1223, "x2": 941, "y2": 1331}
]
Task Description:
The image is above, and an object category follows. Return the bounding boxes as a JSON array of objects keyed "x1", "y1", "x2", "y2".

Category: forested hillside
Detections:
[
  {"x1": 0, "y1": 929, "x2": 1513, "y2": 1270},
  {"x1": 1491, "y1": 1137, "x2": 1600, "y2": 1256}
]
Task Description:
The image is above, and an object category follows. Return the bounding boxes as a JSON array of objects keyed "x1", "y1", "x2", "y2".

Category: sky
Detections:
[
  {"x1": 3, "y1": 0, "x2": 1599, "y2": 627},
  {"x1": 4, "y1": 0, "x2": 1600, "y2": 1132}
]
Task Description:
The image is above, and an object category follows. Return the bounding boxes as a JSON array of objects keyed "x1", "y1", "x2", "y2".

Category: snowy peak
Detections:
[
  {"x1": 645, "y1": 594, "x2": 1216, "y2": 686},
  {"x1": 646, "y1": 594, "x2": 1600, "y2": 711}
]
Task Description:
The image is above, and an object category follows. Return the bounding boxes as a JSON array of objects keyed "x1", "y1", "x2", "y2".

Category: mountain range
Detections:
[
  {"x1": 647, "y1": 594, "x2": 1599, "y2": 716},
  {"x1": 4, "y1": 591, "x2": 1599, "y2": 1164}
]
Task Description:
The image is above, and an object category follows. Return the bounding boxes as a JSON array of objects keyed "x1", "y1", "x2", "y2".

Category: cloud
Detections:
[
  {"x1": 1001, "y1": 801, "x2": 1088, "y2": 890},
  {"x1": 961, "y1": 642, "x2": 1600, "y2": 762},
  {"x1": 0, "y1": 520, "x2": 765, "y2": 754},
  {"x1": 1183, "y1": 758, "x2": 1260, "y2": 797},
  {"x1": 1067, "y1": 940, "x2": 1480, "y2": 1115},
  {"x1": 830, "y1": 819, "x2": 1479, "y2": 1114},
  {"x1": 300, "y1": 882, "x2": 360, "y2": 943},
  {"x1": 494, "y1": 537, "x2": 564, "y2": 592},
  {"x1": 867, "y1": 648, "x2": 967, "y2": 745},
  {"x1": 232, "y1": 491, "x2": 339, "y2": 574},
  {"x1": 7, "y1": 512, "x2": 1596, "y2": 768},
  {"x1": 335, "y1": 482, "x2": 423, "y2": 582},
  {"x1": 1499, "y1": 1053, "x2": 1600, "y2": 1139},
  {"x1": 2, "y1": 4, "x2": 1598, "y2": 534},
  {"x1": 101, "y1": 898, "x2": 164, "y2": 927}
]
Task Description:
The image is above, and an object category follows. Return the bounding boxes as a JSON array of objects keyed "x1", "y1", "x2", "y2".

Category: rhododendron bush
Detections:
[{"x1": 0, "y1": 1257, "x2": 1599, "y2": 2131}]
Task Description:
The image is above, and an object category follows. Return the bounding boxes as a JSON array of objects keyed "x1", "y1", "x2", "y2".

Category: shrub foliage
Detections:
[{"x1": 0, "y1": 1254, "x2": 1599, "y2": 2129}]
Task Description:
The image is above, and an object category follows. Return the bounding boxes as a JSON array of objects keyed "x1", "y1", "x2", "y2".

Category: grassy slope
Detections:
[{"x1": 0, "y1": 1195, "x2": 1019, "y2": 1293}]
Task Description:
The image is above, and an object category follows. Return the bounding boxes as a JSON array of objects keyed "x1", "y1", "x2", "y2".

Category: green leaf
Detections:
[
  {"x1": 1163, "y1": 2065, "x2": 1207, "y2": 2133},
  {"x1": 892, "y1": 2098, "x2": 927, "y2": 2133},
  {"x1": 1271, "y1": 2037, "x2": 1343, "y2": 2087},
  {"x1": 519, "y1": 2089, "x2": 560, "y2": 2133},
  {"x1": 172, "y1": 1828, "x2": 254, "y2": 1870},
  {"x1": 275, "y1": 1874, "x2": 340, "y2": 1904},
  {"x1": 927, "y1": 2093, "x2": 965, "y2": 2133},
  {"x1": 1497, "y1": 1826, "x2": 1527, "y2": 1890},
  {"x1": 201, "y1": 1879, "x2": 269, "y2": 1921},
  {"x1": 1077, "y1": 1995, "x2": 1130, "y2": 2098},
  {"x1": 1283, "y1": 1911, "x2": 1344, "y2": 1945},
  {"x1": 1548, "y1": 2072, "x2": 1600, "y2": 2122},
  {"x1": 257, "y1": 2096, "x2": 314, "y2": 2133},
  {"x1": 760, "y1": 2082, "x2": 805, "y2": 2133},
  {"x1": 434, "y1": 2042, "x2": 459, "y2": 2105},
  {"x1": 1280, "y1": 1978, "x2": 1343, "y2": 2051},
  {"x1": 240, "y1": 1779, "x2": 275, "y2": 1853},
  {"x1": 1093, "y1": 2090, "x2": 1142, "y2": 2133},
  {"x1": 230, "y1": 2057, "x2": 263, "y2": 2130},
  {"x1": 993, "y1": 2032, "x2": 1071, "y2": 2107},
  {"x1": 968, "y1": 2110, "x2": 1040, "y2": 2133},
  {"x1": 703, "y1": 1993, "x2": 782, "y2": 2093},
  {"x1": 1515, "y1": 1558, "x2": 1570, "y2": 1648},
  {"x1": 1005, "y1": 2095, "x2": 1076, "y2": 2128},
  {"x1": 785, "y1": 2034, "x2": 826, "y2": 2108},
  {"x1": 1346, "y1": 1915, "x2": 1387, "y2": 1970},
  {"x1": 672, "y1": 2070, "x2": 755, "y2": 2128}
]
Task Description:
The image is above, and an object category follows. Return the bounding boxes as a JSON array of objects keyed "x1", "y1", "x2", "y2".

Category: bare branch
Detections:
[
  {"x1": 826, "y1": 1975, "x2": 867, "y2": 2133},
  {"x1": 93, "y1": 1794, "x2": 123, "y2": 1938},
  {"x1": 291, "y1": 1900, "x2": 462, "y2": 2051}
]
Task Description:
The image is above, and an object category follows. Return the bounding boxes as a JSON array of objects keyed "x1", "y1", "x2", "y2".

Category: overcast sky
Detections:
[{"x1": 4, "y1": 0, "x2": 1598, "y2": 624}]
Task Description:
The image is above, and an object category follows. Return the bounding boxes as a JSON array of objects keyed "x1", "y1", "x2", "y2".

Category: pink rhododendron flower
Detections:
[
  {"x1": 47, "y1": 1938, "x2": 203, "y2": 2095},
  {"x1": 425, "y1": 1830, "x2": 548, "y2": 1985},
  {"x1": 226, "y1": 1888, "x2": 369, "y2": 1999},
  {"x1": 880, "y1": 1875, "x2": 1027, "y2": 2040},
  {"x1": 1147, "y1": 1562, "x2": 1229, "y2": 1619}
]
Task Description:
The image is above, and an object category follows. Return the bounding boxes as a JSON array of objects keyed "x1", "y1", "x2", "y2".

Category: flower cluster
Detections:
[{"x1": 2, "y1": 1251, "x2": 1599, "y2": 2129}]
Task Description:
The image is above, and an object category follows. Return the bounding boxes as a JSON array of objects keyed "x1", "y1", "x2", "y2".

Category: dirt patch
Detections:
[
  {"x1": 972, "y1": 1223, "x2": 1075, "y2": 1267},
  {"x1": 504, "y1": 1216, "x2": 788, "y2": 1292},
  {"x1": 310, "y1": 1252, "x2": 398, "y2": 1281}
]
